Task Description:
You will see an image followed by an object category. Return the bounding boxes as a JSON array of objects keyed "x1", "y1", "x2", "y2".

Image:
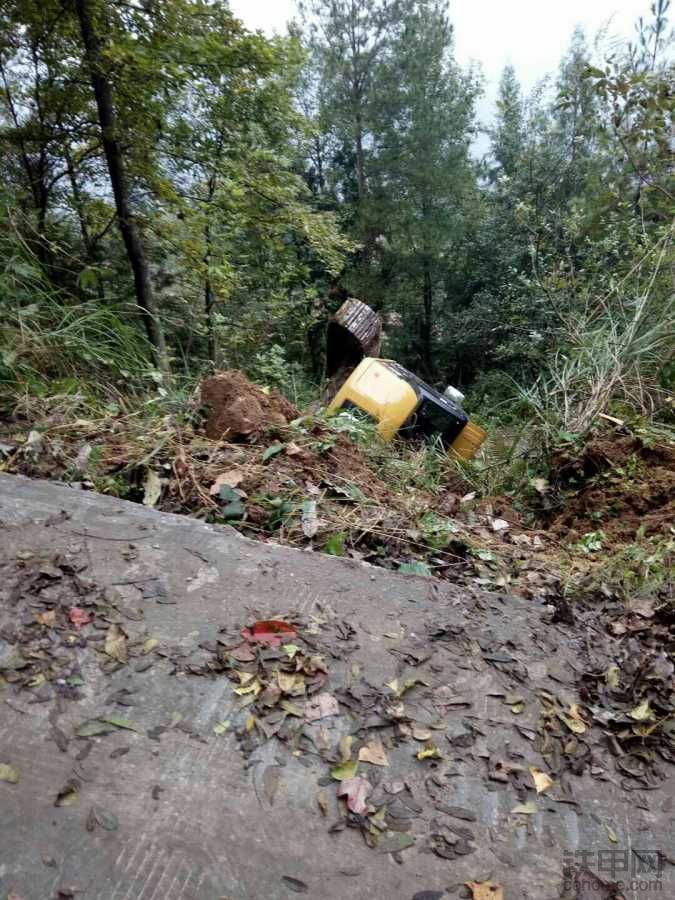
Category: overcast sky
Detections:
[{"x1": 229, "y1": 0, "x2": 651, "y2": 134}]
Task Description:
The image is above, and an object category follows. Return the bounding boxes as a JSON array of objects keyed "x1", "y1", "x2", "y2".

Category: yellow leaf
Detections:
[
  {"x1": 629, "y1": 699, "x2": 654, "y2": 721},
  {"x1": 605, "y1": 665, "x2": 620, "y2": 688},
  {"x1": 358, "y1": 740, "x2": 389, "y2": 767},
  {"x1": 465, "y1": 881, "x2": 504, "y2": 900},
  {"x1": 28, "y1": 673, "x2": 46, "y2": 688},
  {"x1": 416, "y1": 743, "x2": 443, "y2": 761},
  {"x1": 559, "y1": 704, "x2": 587, "y2": 734},
  {"x1": 234, "y1": 676, "x2": 262, "y2": 697},
  {"x1": 282, "y1": 644, "x2": 300, "y2": 659},
  {"x1": 280, "y1": 700, "x2": 303, "y2": 717},
  {"x1": 213, "y1": 720, "x2": 230, "y2": 735},
  {"x1": 143, "y1": 638, "x2": 159, "y2": 654},
  {"x1": 245, "y1": 715, "x2": 256, "y2": 733},
  {"x1": 511, "y1": 800, "x2": 538, "y2": 815},
  {"x1": 278, "y1": 671, "x2": 305, "y2": 695},
  {"x1": 511, "y1": 701, "x2": 525, "y2": 714},
  {"x1": 529, "y1": 766, "x2": 554, "y2": 793},
  {"x1": 606, "y1": 824, "x2": 619, "y2": 843}
]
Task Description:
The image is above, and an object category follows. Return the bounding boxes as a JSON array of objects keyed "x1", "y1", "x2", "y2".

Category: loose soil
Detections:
[{"x1": 547, "y1": 435, "x2": 675, "y2": 543}]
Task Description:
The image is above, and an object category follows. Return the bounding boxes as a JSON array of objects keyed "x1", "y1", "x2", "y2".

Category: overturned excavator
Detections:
[{"x1": 324, "y1": 299, "x2": 486, "y2": 461}]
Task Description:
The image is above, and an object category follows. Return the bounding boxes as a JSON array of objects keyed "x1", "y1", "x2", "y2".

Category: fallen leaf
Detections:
[
  {"x1": 559, "y1": 704, "x2": 587, "y2": 734},
  {"x1": 89, "y1": 805, "x2": 119, "y2": 832},
  {"x1": 213, "y1": 720, "x2": 230, "y2": 735},
  {"x1": 100, "y1": 715, "x2": 139, "y2": 732},
  {"x1": 304, "y1": 692, "x2": 339, "y2": 721},
  {"x1": 75, "y1": 720, "x2": 112, "y2": 738},
  {"x1": 55, "y1": 782, "x2": 80, "y2": 807},
  {"x1": 36, "y1": 609, "x2": 56, "y2": 626},
  {"x1": 0, "y1": 763, "x2": 19, "y2": 784},
  {"x1": 241, "y1": 620, "x2": 296, "y2": 647},
  {"x1": 465, "y1": 881, "x2": 504, "y2": 900},
  {"x1": 143, "y1": 638, "x2": 159, "y2": 654},
  {"x1": 336, "y1": 775, "x2": 371, "y2": 814},
  {"x1": 317, "y1": 791, "x2": 328, "y2": 816},
  {"x1": 262, "y1": 443, "x2": 285, "y2": 462},
  {"x1": 280, "y1": 700, "x2": 304, "y2": 717},
  {"x1": 331, "y1": 759, "x2": 358, "y2": 781},
  {"x1": 628, "y1": 699, "x2": 654, "y2": 721},
  {"x1": 280, "y1": 876, "x2": 308, "y2": 894},
  {"x1": 104, "y1": 624, "x2": 128, "y2": 663},
  {"x1": 278, "y1": 671, "x2": 300, "y2": 693},
  {"x1": 358, "y1": 740, "x2": 389, "y2": 767},
  {"x1": 339, "y1": 735, "x2": 353, "y2": 763},
  {"x1": 387, "y1": 676, "x2": 427, "y2": 697},
  {"x1": 529, "y1": 766, "x2": 554, "y2": 793},
  {"x1": 417, "y1": 743, "x2": 443, "y2": 761},
  {"x1": 491, "y1": 518, "x2": 510, "y2": 532},
  {"x1": 377, "y1": 832, "x2": 415, "y2": 853},
  {"x1": 511, "y1": 800, "x2": 538, "y2": 815},
  {"x1": 228, "y1": 643, "x2": 256, "y2": 663},
  {"x1": 285, "y1": 441, "x2": 304, "y2": 457},
  {"x1": 69, "y1": 607, "x2": 91, "y2": 629},
  {"x1": 605, "y1": 665, "x2": 620, "y2": 689},
  {"x1": 282, "y1": 643, "x2": 300, "y2": 659},
  {"x1": 606, "y1": 824, "x2": 618, "y2": 843},
  {"x1": 142, "y1": 469, "x2": 162, "y2": 507},
  {"x1": 209, "y1": 468, "x2": 244, "y2": 495},
  {"x1": 412, "y1": 725, "x2": 432, "y2": 741}
]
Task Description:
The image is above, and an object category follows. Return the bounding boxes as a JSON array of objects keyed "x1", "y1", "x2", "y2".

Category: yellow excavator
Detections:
[{"x1": 327, "y1": 356, "x2": 486, "y2": 460}]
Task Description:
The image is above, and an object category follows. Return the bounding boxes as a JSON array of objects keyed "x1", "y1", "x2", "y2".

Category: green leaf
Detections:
[
  {"x1": 398, "y1": 560, "x2": 431, "y2": 577},
  {"x1": 324, "y1": 532, "x2": 346, "y2": 556},
  {"x1": 262, "y1": 443, "x2": 285, "y2": 462},
  {"x1": 76, "y1": 720, "x2": 113, "y2": 738},
  {"x1": 100, "y1": 715, "x2": 139, "y2": 732},
  {"x1": 330, "y1": 759, "x2": 358, "y2": 781}
]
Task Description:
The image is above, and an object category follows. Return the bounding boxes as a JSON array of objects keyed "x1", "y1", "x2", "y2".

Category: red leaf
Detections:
[
  {"x1": 241, "y1": 620, "x2": 297, "y2": 647},
  {"x1": 69, "y1": 607, "x2": 92, "y2": 629}
]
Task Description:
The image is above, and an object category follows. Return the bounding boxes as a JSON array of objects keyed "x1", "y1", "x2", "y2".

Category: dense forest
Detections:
[{"x1": 0, "y1": 0, "x2": 672, "y2": 430}]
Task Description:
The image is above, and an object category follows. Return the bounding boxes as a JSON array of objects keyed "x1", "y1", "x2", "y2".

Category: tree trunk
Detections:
[
  {"x1": 204, "y1": 220, "x2": 216, "y2": 366},
  {"x1": 421, "y1": 259, "x2": 434, "y2": 377},
  {"x1": 75, "y1": 0, "x2": 169, "y2": 373}
]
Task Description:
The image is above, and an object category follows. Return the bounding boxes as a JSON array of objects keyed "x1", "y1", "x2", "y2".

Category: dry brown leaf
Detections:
[
  {"x1": 317, "y1": 791, "x2": 328, "y2": 817},
  {"x1": 104, "y1": 624, "x2": 127, "y2": 663},
  {"x1": 36, "y1": 610, "x2": 56, "y2": 626},
  {"x1": 304, "y1": 692, "x2": 339, "y2": 721},
  {"x1": 209, "y1": 468, "x2": 245, "y2": 494},
  {"x1": 358, "y1": 739, "x2": 389, "y2": 767},
  {"x1": 339, "y1": 735, "x2": 353, "y2": 763},
  {"x1": 465, "y1": 881, "x2": 504, "y2": 900},
  {"x1": 529, "y1": 766, "x2": 554, "y2": 794},
  {"x1": 411, "y1": 725, "x2": 432, "y2": 741}
]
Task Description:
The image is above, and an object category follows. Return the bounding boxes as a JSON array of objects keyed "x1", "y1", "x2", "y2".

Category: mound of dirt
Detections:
[
  {"x1": 547, "y1": 434, "x2": 675, "y2": 542},
  {"x1": 201, "y1": 371, "x2": 298, "y2": 441}
]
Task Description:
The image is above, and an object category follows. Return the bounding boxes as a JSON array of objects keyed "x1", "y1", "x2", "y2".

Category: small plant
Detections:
[{"x1": 575, "y1": 530, "x2": 608, "y2": 553}]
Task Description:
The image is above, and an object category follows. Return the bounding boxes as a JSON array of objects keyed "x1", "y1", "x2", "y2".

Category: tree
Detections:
[
  {"x1": 369, "y1": 0, "x2": 480, "y2": 376},
  {"x1": 75, "y1": 0, "x2": 169, "y2": 371}
]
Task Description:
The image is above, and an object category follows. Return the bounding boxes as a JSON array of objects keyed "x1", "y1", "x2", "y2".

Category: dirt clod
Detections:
[{"x1": 201, "y1": 371, "x2": 298, "y2": 441}]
